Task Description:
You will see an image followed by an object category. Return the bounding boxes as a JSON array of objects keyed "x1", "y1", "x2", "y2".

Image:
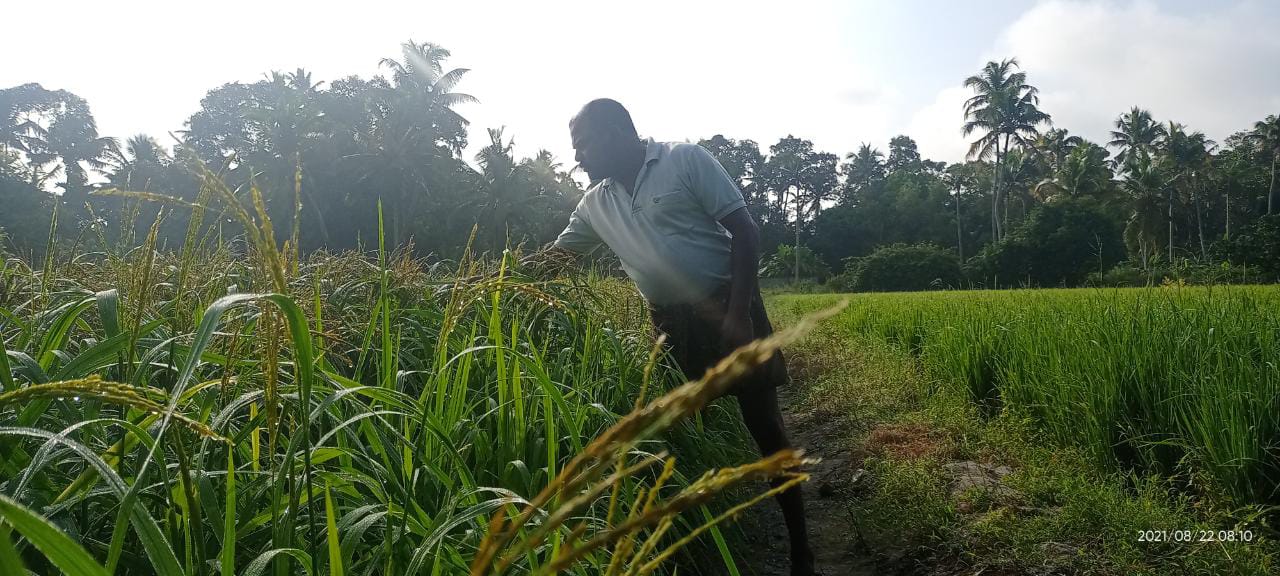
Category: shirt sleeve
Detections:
[
  {"x1": 553, "y1": 200, "x2": 603, "y2": 254},
  {"x1": 680, "y1": 144, "x2": 748, "y2": 222}
]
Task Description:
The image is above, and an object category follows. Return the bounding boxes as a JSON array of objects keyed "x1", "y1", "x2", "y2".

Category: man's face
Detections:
[{"x1": 570, "y1": 119, "x2": 625, "y2": 182}]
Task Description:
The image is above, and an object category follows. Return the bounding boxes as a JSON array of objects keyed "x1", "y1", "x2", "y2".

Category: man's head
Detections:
[{"x1": 570, "y1": 98, "x2": 643, "y2": 182}]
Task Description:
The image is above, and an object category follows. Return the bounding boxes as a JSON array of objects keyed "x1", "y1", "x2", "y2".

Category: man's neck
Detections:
[{"x1": 613, "y1": 139, "x2": 648, "y2": 195}]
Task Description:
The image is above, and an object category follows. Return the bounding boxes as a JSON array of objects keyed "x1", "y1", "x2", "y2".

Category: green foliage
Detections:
[
  {"x1": 970, "y1": 198, "x2": 1124, "y2": 287},
  {"x1": 1213, "y1": 214, "x2": 1280, "y2": 282},
  {"x1": 758, "y1": 244, "x2": 830, "y2": 281},
  {"x1": 0, "y1": 208, "x2": 757, "y2": 575},
  {"x1": 1248, "y1": 115, "x2": 1279, "y2": 215},
  {"x1": 1036, "y1": 141, "x2": 1112, "y2": 199},
  {"x1": 809, "y1": 287, "x2": 1280, "y2": 509},
  {"x1": 470, "y1": 129, "x2": 581, "y2": 252},
  {"x1": 856, "y1": 458, "x2": 956, "y2": 549},
  {"x1": 836, "y1": 243, "x2": 962, "y2": 292},
  {"x1": 773, "y1": 296, "x2": 1276, "y2": 574},
  {"x1": 0, "y1": 494, "x2": 111, "y2": 576},
  {"x1": 811, "y1": 168, "x2": 959, "y2": 268},
  {"x1": 698, "y1": 135, "x2": 768, "y2": 220},
  {"x1": 5, "y1": 55, "x2": 1280, "y2": 295},
  {"x1": 1093, "y1": 260, "x2": 1260, "y2": 287},
  {"x1": 1, "y1": 47, "x2": 582, "y2": 259},
  {"x1": 0, "y1": 173, "x2": 52, "y2": 256}
]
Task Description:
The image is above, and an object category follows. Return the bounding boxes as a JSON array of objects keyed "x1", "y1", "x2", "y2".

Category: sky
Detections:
[{"x1": 5, "y1": 0, "x2": 1279, "y2": 175}]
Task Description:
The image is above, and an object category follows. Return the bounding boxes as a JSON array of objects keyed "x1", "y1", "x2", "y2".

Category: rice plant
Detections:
[
  {"x1": 778, "y1": 287, "x2": 1280, "y2": 516},
  {"x1": 0, "y1": 165, "x2": 818, "y2": 574}
]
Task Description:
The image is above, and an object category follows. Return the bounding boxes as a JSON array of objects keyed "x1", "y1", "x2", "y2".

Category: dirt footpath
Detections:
[{"x1": 732, "y1": 384, "x2": 877, "y2": 576}]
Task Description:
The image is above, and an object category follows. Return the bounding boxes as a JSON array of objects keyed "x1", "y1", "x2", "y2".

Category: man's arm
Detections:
[
  {"x1": 677, "y1": 144, "x2": 758, "y2": 349},
  {"x1": 718, "y1": 206, "x2": 760, "y2": 349},
  {"x1": 520, "y1": 197, "x2": 600, "y2": 274},
  {"x1": 521, "y1": 201, "x2": 602, "y2": 279}
]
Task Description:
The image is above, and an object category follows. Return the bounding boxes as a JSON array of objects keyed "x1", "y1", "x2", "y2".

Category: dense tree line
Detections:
[
  {"x1": 2, "y1": 49, "x2": 1278, "y2": 287},
  {"x1": 705, "y1": 59, "x2": 1279, "y2": 288},
  {"x1": 1, "y1": 41, "x2": 582, "y2": 259}
]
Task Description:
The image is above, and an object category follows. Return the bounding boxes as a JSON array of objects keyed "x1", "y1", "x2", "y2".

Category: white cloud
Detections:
[
  {"x1": 907, "y1": 86, "x2": 973, "y2": 163},
  {"x1": 0, "y1": 0, "x2": 903, "y2": 170},
  {"x1": 4, "y1": 0, "x2": 1275, "y2": 176},
  {"x1": 905, "y1": 0, "x2": 1279, "y2": 164},
  {"x1": 993, "y1": 0, "x2": 1279, "y2": 147}
]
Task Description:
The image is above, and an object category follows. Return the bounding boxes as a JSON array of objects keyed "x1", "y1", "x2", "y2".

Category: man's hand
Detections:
[
  {"x1": 716, "y1": 207, "x2": 761, "y2": 352},
  {"x1": 720, "y1": 312, "x2": 755, "y2": 352}
]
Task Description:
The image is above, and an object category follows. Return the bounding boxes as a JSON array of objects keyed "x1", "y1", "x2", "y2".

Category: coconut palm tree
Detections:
[
  {"x1": 1121, "y1": 154, "x2": 1167, "y2": 268},
  {"x1": 998, "y1": 148, "x2": 1045, "y2": 221},
  {"x1": 27, "y1": 98, "x2": 119, "y2": 206},
  {"x1": 1033, "y1": 128, "x2": 1084, "y2": 171},
  {"x1": 366, "y1": 40, "x2": 479, "y2": 245},
  {"x1": 465, "y1": 128, "x2": 570, "y2": 249},
  {"x1": 1, "y1": 83, "x2": 61, "y2": 155},
  {"x1": 1249, "y1": 114, "x2": 1280, "y2": 214},
  {"x1": 1108, "y1": 107, "x2": 1166, "y2": 171},
  {"x1": 841, "y1": 143, "x2": 884, "y2": 202},
  {"x1": 962, "y1": 58, "x2": 1052, "y2": 242},
  {"x1": 108, "y1": 134, "x2": 171, "y2": 190},
  {"x1": 943, "y1": 162, "x2": 983, "y2": 261},
  {"x1": 379, "y1": 40, "x2": 477, "y2": 155},
  {"x1": 1161, "y1": 123, "x2": 1214, "y2": 258},
  {"x1": 1035, "y1": 141, "x2": 1112, "y2": 200}
]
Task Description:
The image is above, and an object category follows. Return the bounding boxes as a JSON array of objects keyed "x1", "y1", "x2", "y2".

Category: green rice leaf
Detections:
[
  {"x1": 94, "y1": 289, "x2": 121, "y2": 339},
  {"x1": 0, "y1": 335, "x2": 13, "y2": 393},
  {"x1": 243, "y1": 548, "x2": 314, "y2": 576},
  {"x1": 325, "y1": 481, "x2": 343, "y2": 576},
  {"x1": 0, "y1": 527, "x2": 27, "y2": 576},
  {"x1": 0, "y1": 493, "x2": 109, "y2": 576},
  {"x1": 222, "y1": 448, "x2": 236, "y2": 576}
]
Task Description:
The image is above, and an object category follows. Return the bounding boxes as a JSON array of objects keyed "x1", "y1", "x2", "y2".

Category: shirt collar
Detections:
[
  {"x1": 603, "y1": 138, "x2": 663, "y2": 193},
  {"x1": 642, "y1": 137, "x2": 663, "y2": 165}
]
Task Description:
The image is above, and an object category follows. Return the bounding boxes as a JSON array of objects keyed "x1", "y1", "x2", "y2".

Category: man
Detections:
[{"x1": 547, "y1": 98, "x2": 817, "y2": 575}]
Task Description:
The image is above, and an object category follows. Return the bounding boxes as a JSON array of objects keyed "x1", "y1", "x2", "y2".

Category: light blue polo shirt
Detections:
[{"x1": 554, "y1": 138, "x2": 747, "y2": 305}]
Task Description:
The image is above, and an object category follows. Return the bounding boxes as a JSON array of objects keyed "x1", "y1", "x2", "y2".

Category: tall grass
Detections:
[
  {"x1": 778, "y1": 287, "x2": 1280, "y2": 513},
  {"x1": 0, "y1": 166, "x2": 802, "y2": 574}
]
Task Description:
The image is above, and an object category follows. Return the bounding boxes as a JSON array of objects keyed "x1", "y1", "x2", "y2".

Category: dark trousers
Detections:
[{"x1": 649, "y1": 286, "x2": 814, "y2": 571}]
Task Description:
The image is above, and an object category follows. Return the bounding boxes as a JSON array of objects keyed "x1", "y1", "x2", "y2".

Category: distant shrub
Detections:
[
  {"x1": 1183, "y1": 261, "x2": 1258, "y2": 285},
  {"x1": 759, "y1": 277, "x2": 831, "y2": 294},
  {"x1": 759, "y1": 244, "x2": 831, "y2": 281},
  {"x1": 1212, "y1": 214, "x2": 1280, "y2": 283},
  {"x1": 969, "y1": 198, "x2": 1124, "y2": 288},
  {"x1": 1089, "y1": 263, "x2": 1149, "y2": 287},
  {"x1": 837, "y1": 243, "x2": 963, "y2": 292},
  {"x1": 1092, "y1": 260, "x2": 1262, "y2": 287},
  {"x1": 0, "y1": 174, "x2": 52, "y2": 256}
]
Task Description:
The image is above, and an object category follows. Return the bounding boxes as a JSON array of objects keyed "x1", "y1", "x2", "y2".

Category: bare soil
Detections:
[{"x1": 730, "y1": 385, "x2": 878, "y2": 576}]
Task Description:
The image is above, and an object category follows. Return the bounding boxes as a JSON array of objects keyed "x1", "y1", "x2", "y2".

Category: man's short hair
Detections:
[{"x1": 572, "y1": 98, "x2": 638, "y2": 138}]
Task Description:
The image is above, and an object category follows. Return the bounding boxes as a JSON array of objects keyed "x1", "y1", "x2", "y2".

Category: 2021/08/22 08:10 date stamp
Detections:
[{"x1": 1137, "y1": 529, "x2": 1256, "y2": 543}]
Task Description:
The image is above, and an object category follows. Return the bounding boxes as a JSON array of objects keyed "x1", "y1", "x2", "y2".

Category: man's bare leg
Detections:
[{"x1": 738, "y1": 386, "x2": 816, "y2": 576}]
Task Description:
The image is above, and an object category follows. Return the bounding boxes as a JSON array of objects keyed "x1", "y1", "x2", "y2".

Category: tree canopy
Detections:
[{"x1": 2, "y1": 51, "x2": 1277, "y2": 289}]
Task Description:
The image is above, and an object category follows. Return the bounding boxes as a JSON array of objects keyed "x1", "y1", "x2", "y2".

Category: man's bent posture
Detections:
[{"x1": 549, "y1": 98, "x2": 817, "y2": 576}]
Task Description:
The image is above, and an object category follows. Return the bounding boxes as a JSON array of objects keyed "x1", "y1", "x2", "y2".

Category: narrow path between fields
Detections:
[
  {"x1": 728, "y1": 299, "x2": 952, "y2": 576},
  {"x1": 717, "y1": 295, "x2": 1280, "y2": 576},
  {"x1": 733, "y1": 381, "x2": 879, "y2": 576}
]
